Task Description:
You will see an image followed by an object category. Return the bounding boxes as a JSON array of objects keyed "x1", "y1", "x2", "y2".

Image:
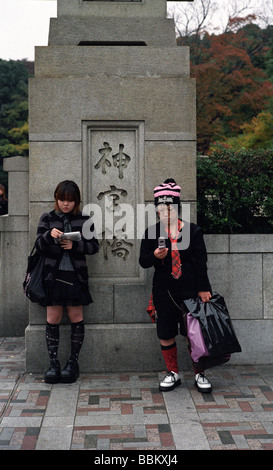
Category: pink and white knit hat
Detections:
[{"x1": 154, "y1": 179, "x2": 181, "y2": 206}]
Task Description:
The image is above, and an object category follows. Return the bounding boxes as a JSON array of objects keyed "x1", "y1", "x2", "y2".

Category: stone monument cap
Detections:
[{"x1": 57, "y1": 0, "x2": 191, "y2": 19}]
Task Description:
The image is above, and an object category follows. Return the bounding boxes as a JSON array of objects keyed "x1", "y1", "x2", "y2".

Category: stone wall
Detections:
[{"x1": 205, "y1": 234, "x2": 273, "y2": 366}]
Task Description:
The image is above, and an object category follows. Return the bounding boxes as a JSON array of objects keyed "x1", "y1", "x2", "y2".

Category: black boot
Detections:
[
  {"x1": 44, "y1": 359, "x2": 61, "y2": 384},
  {"x1": 45, "y1": 322, "x2": 61, "y2": 384},
  {"x1": 60, "y1": 321, "x2": 84, "y2": 383},
  {"x1": 60, "y1": 358, "x2": 79, "y2": 383}
]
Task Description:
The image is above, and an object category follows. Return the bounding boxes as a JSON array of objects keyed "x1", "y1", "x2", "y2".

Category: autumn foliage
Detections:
[{"x1": 178, "y1": 17, "x2": 273, "y2": 153}]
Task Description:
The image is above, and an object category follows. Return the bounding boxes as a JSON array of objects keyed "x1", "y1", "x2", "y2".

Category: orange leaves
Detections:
[{"x1": 189, "y1": 21, "x2": 273, "y2": 152}]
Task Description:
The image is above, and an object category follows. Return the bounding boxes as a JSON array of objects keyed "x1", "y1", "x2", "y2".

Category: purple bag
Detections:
[{"x1": 187, "y1": 313, "x2": 209, "y2": 362}]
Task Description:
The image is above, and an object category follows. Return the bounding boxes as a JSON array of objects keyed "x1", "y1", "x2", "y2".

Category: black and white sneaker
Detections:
[
  {"x1": 159, "y1": 371, "x2": 181, "y2": 392},
  {"x1": 194, "y1": 372, "x2": 212, "y2": 393}
]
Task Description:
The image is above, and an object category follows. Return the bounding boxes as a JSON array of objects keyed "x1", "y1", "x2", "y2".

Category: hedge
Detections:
[{"x1": 196, "y1": 148, "x2": 273, "y2": 233}]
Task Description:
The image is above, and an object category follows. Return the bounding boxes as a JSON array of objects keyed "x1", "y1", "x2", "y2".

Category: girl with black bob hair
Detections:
[{"x1": 35, "y1": 180, "x2": 99, "y2": 384}]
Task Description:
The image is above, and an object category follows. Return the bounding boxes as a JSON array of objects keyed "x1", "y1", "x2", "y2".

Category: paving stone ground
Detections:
[{"x1": 1, "y1": 337, "x2": 273, "y2": 451}]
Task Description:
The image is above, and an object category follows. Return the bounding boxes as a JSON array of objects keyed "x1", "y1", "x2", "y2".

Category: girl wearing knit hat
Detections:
[{"x1": 139, "y1": 179, "x2": 213, "y2": 394}]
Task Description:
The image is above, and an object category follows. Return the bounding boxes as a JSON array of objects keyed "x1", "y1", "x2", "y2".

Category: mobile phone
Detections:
[
  {"x1": 61, "y1": 231, "x2": 81, "y2": 241},
  {"x1": 158, "y1": 237, "x2": 166, "y2": 249}
]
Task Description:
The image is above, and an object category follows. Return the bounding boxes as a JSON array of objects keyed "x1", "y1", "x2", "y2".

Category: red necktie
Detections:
[{"x1": 168, "y1": 223, "x2": 182, "y2": 280}]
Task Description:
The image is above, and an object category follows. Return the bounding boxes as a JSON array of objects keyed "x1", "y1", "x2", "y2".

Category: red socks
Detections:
[{"x1": 161, "y1": 342, "x2": 178, "y2": 373}]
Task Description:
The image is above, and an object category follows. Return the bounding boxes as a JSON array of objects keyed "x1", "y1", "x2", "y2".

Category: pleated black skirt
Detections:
[{"x1": 41, "y1": 270, "x2": 93, "y2": 307}]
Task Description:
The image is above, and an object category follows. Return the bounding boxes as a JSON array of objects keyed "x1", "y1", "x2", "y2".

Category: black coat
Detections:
[
  {"x1": 0, "y1": 197, "x2": 8, "y2": 216},
  {"x1": 35, "y1": 210, "x2": 99, "y2": 286},
  {"x1": 139, "y1": 221, "x2": 211, "y2": 300}
]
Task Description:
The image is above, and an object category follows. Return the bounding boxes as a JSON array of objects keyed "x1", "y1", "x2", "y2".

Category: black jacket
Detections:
[
  {"x1": 35, "y1": 210, "x2": 99, "y2": 286},
  {"x1": 0, "y1": 197, "x2": 8, "y2": 216},
  {"x1": 139, "y1": 221, "x2": 211, "y2": 299}
]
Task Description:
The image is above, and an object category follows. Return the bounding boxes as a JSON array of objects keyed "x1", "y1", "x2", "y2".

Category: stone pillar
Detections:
[
  {"x1": 26, "y1": 0, "x2": 196, "y2": 372},
  {"x1": 0, "y1": 157, "x2": 29, "y2": 336}
]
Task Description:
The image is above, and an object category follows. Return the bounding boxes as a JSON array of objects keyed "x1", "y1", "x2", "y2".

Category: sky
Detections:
[
  {"x1": 0, "y1": 0, "x2": 57, "y2": 61},
  {"x1": 0, "y1": 0, "x2": 272, "y2": 62}
]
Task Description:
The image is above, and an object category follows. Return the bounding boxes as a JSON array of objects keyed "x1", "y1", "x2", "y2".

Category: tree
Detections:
[
  {"x1": 177, "y1": 19, "x2": 273, "y2": 152},
  {"x1": 0, "y1": 59, "x2": 32, "y2": 190},
  {"x1": 168, "y1": 0, "x2": 273, "y2": 37},
  {"x1": 225, "y1": 110, "x2": 273, "y2": 149},
  {"x1": 197, "y1": 148, "x2": 273, "y2": 233}
]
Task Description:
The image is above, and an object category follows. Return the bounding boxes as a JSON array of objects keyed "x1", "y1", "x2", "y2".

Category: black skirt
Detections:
[{"x1": 41, "y1": 270, "x2": 93, "y2": 307}]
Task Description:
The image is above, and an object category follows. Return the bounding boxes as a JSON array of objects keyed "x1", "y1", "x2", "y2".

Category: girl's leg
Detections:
[
  {"x1": 44, "y1": 306, "x2": 63, "y2": 383},
  {"x1": 160, "y1": 338, "x2": 178, "y2": 374},
  {"x1": 60, "y1": 306, "x2": 84, "y2": 383},
  {"x1": 67, "y1": 305, "x2": 83, "y2": 323},
  {"x1": 159, "y1": 337, "x2": 181, "y2": 391},
  {"x1": 47, "y1": 305, "x2": 63, "y2": 324}
]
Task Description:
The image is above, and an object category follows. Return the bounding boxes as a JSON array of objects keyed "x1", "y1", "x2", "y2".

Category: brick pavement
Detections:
[{"x1": 1, "y1": 337, "x2": 273, "y2": 450}]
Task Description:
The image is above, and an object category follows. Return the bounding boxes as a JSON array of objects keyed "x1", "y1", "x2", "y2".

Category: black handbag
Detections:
[{"x1": 23, "y1": 244, "x2": 46, "y2": 303}]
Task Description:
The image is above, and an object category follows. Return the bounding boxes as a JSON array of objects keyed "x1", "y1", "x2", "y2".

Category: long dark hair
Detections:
[
  {"x1": 54, "y1": 180, "x2": 81, "y2": 214},
  {"x1": 0, "y1": 184, "x2": 8, "y2": 201}
]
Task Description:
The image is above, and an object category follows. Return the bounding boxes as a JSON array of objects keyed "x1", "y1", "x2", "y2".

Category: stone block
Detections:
[
  {"x1": 29, "y1": 302, "x2": 46, "y2": 326},
  {"x1": 144, "y1": 141, "x2": 196, "y2": 202},
  {"x1": 263, "y1": 254, "x2": 273, "y2": 319},
  {"x1": 207, "y1": 253, "x2": 263, "y2": 320},
  {"x1": 29, "y1": 142, "x2": 82, "y2": 202},
  {"x1": 3, "y1": 157, "x2": 29, "y2": 216},
  {"x1": 6, "y1": 172, "x2": 29, "y2": 216},
  {"x1": 230, "y1": 234, "x2": 273, "y2": 253},
  {"x1": 0, "y1": 216, "x2": 28, "y2": 233},
  {"x1": 25, "y1": 323, "x2": 190, "y2": 373},
  {"x1": 3, "y1": 156, "x2": 28, "y2": 172},
  {"x1": 84, "y1": 282, "x2": 114, "y2": 323},
  {"x1": 230, "y1": 320, "x2": 273, "y2": 365},
  {"x1": 49, "y1": 17, "x2": 176, "y2": 46},
  {"x1": 114, "y1": 269, "x2": 153, "y2": 323},
  {"x1": 34, "y1": 46, "x2": 190, "y2": 78},
  {"x1": 29, "y1": 76, "x2": 196, "y2": 138},
  {"x1": 57, "y1": 0, "x2": 167, "y2": 19},
  {"x1": 0, "y1": 231, "x2": 29, "y2": 335},
  {"x1": 204, "y1": 234, "x2": 229, "y2": 253}
]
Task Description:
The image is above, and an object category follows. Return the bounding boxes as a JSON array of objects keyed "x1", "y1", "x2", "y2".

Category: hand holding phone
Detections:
[
  {"x1": 61, "y1": 231, "x2": 81, "y2": 241},
  {"x1": 158, "y1": 237, "x2": 166, "y2": 249},
  {"x1": 154, "y1": 237, "x2": 168, "y2": 260}
]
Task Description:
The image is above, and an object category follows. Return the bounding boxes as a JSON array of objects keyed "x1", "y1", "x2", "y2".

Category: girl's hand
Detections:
[
  {"x1": 198, "y1": 291, "x2": 212, "y2": 303},
  {"x1": 60, "y1": 239, "x2": 73, "y2": 250},
  {"x1": 51, "y1": 228, "x2": 63, "y2": 239},
  {"x1": 154, "y1": 247, "x2": 168, "y2": 259}
]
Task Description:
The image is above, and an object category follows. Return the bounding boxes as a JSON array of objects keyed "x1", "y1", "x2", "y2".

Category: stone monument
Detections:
[{"x1": 25, "y1": 0, "x2": 196, "y2": 372}]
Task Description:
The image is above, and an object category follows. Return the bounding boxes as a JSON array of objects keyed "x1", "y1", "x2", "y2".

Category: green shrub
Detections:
[{"x1": 197, "y1": 148, "x2": 273, "y2": 233}]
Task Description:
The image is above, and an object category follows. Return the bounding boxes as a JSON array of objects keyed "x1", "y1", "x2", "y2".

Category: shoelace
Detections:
[
  {"x1": 164, "y1": 371, "x2": 176, "y2": 382},
  {"x1": 197, "y1": 372, "x2": 209, "y2": 384}
]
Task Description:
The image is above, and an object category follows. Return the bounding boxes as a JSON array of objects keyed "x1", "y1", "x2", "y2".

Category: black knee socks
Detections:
[
  {"x1": 70, "y1": 320, "x2": 85, "y2": 362},
  {"x1": 46, "y1": 322, "x2": 59, "y2": 363},
  {"x1": 46, "y1": 320, "x2": 84, "y2": 363}
]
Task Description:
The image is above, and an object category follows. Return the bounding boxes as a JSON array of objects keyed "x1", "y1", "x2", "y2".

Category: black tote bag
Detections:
[
  {"x1": 184, "y1": 293, "x2": 242, "y2": 358},
  {"x1": 23, "y1": 245, "x2": 46, "y2": 303}
]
